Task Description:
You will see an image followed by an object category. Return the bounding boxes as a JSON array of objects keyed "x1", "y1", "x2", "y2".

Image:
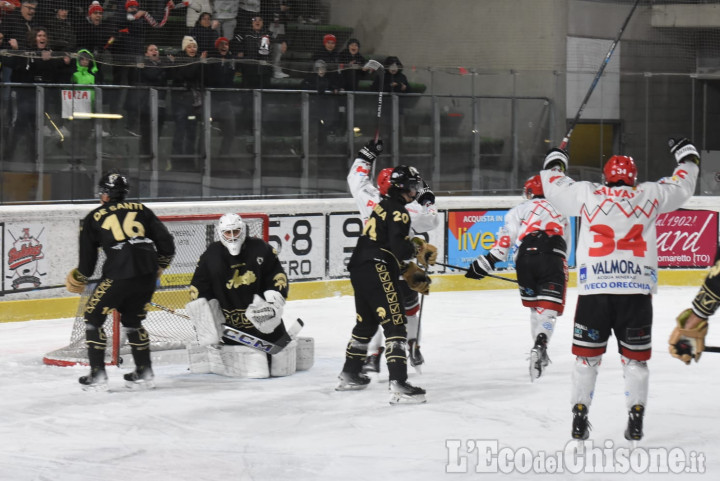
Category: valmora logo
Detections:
[{"x1": 8, "y1": 228, "x2": 44, "y2": 270}]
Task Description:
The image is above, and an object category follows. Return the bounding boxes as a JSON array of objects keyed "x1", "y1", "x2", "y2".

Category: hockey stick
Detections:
[
  {"x1": 150, "y1": 301, "x2": 190, "y2": 320},
  {"x1": 363, "y1": 59, "x2": 384, "y2": 142},
  {"x1": 436, "y1": 261, "x2": 519, "y2": 284},
  {"x1": 704, "y1": 346, "x2": 720, "y2": 353},
  {"x1": 559, "y1": 0, "x2": 640, "y2": 150}
]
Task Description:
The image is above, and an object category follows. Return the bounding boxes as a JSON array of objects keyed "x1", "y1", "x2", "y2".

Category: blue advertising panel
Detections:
[{"x1": 447, "y1": 210, "x2": 576, "y2": 269}]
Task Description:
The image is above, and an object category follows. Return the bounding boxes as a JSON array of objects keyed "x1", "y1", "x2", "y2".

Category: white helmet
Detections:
[{"x1": 218, "y1": 213, "x2": 246, "y2": 256}]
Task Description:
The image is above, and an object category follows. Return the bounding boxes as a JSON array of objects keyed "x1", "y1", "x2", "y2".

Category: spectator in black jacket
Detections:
[
  {"x1": 169, "y1": 35, "x2": 206, "y2": 169},
  {"x1": 372, "y1": 55, "x2": 410, "y2": 93},
  {"x1": 189, "y1": 11, "x2": 218, "y2": 55},
  {"x1": 311, "y1": 33, "x2": 340, "y2": 88},
  {"x1": 137, "y1": 43, "x2": 170, "y2": 160},
  {"x1": 238, "y1": 14, "x2": 272, "y2": 89},
  {"x1": 207, "y1": 36, "x2": 238, "y2": 157},
  {"x1": 1, "y1": 0, "x2": 39, "y2": 50},
  {"x1": 337, "y1": 37, "x2": 367, "y2": 91}
]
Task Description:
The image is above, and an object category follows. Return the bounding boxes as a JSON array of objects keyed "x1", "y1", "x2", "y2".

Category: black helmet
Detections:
[
  {"x1": 98, "y1": 170, "x2": 129, "y2": 201},
  {"x1": 389, "y1": 165, "x2": 421, "y2": 198}
]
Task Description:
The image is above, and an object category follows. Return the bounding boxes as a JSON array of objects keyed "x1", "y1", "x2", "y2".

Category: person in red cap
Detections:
[{"x1": 311, "y1": 32, "x2": 340, "y2": 87}]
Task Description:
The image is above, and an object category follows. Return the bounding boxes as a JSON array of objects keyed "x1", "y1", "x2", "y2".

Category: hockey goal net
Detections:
[{"x1": 43, "y1": 213, "x2": 269, "y2": 367}]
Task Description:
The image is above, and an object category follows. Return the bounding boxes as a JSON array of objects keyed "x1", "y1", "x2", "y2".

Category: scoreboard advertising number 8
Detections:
[{"x1": 268, "y1": 215, "x2": 326, "y2": 280}]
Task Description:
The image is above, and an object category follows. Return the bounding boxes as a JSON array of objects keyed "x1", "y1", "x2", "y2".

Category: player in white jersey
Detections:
[
  {"x1": 540, "y1": 138, "x2": 700, "y2": 442},
  {"x1": 465, "y1": 174, "x2": 571, "y2": 381},
  {"x1": 347, "y1": 139, "x2": 440, "y2": 371}
]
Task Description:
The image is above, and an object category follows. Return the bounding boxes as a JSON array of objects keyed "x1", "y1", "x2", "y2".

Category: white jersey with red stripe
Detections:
[
  {"x1": 540, "y1": 162, "x2": 698, "y2": 295},
  {"x1": 489, "y1": 197, "x2": 571, "y2": 263},
  {"x1": 347, "y1": 157, "x2": 440, "y2": 234}
]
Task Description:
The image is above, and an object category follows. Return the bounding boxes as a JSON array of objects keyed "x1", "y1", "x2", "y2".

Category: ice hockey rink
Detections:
[{"x1": 1, "y1": 285, "x2": 718, "y2": 480}]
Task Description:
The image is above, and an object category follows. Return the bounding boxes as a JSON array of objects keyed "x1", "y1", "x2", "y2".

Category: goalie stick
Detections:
[
  {"x1": 436, "y1": 261, "x2": 519, "y2": 284},
  {"x1": 559, "y1": 0, "x2": 640, "y2": 150},
  {"x1": 150, "y1": 302, "x2": 304, "y2": 355}
]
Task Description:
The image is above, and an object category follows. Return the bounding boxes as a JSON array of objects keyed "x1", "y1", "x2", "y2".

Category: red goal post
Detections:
[{"x1": 43, "y1": 213, "x2": 269, "y2": 367}]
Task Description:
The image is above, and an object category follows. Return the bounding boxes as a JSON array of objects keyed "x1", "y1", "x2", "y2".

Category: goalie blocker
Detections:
[{"x1": 185, "y1": 297, "x2": 314, "y2": 378}]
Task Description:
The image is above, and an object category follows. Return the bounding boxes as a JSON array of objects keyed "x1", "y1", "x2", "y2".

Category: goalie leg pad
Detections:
[
  {"x1": 621, "y1": 355, "x2": 649, "y2": 409},
  {"x1": 270, "y1": 340, "x2": 297, "y2": 377},
  {"x1": 212, "y1": 345, "x2": 270, "y2": 378},
  {"x1": 187, "y1": 344, "x2": 212, "y2": 374},
  {"x1": 571, "y1": 355, "x2": 602, "y2": 407},
  {"x1": 186, "y1": 298, "x2": 225, "y2": 346},
  {"x1": 295, "y1": 336, "x2": 315, "y2": 371}
]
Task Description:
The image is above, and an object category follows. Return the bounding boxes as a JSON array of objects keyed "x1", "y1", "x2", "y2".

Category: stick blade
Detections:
[{"x1": 364, "y1": 59, "x2": 383, "y2": 72}]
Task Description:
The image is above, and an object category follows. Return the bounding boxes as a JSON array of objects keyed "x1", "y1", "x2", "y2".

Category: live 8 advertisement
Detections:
[{"x1": 447, "y1": 210, "x2": 577, "y2": 270}]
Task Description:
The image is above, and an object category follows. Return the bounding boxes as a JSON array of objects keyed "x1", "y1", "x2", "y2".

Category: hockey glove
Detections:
[
  {"x1": 411, "y1": 237, "x2": 437, "y2": 268},
  {"x1": 543, "y1": 147, "x2": 569, "y2": 172},
  {"x1": 65, "y1": 268, "x2": 88, "y2": 294},
  {"x1": 465, "y1": 254, "x2": 498, "y2": 280},
  {"x1": 416, "y1": 180, "x2": 435, "y2": 206},
  {"x1": 357, "y1": 139, "x2": 383, "y2": 164},
  {"x1": 402, "y1": 262, "x2": 431, "y2": 295},
  {"x1": 669, "y1": 308, "x2": 708, "y2": 364},
  {"x1": 668, "y1": 137, "x2": 700, "y2": 165}
]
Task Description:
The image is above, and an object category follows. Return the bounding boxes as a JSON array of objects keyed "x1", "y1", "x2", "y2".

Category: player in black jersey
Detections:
[
  {"x1": 189, "y1": 213, "x2": 290, "y2": 345},
  {"x1": 66, "y1": 171, "x2": 175, "y2": 391},
  {"x1": 337, "y1": 165, "x2": 435, "y2": 404}
]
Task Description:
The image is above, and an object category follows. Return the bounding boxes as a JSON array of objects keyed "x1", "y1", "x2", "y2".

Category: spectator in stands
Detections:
[
  {"x1": 3, "y1": 27, "x2": 72, "y2": 160},
  {"x1": 337, "y1": 37, "x2": 367, "y2": 91},
  {"x1": 169, "y1": 35, "x2": 206, "y2": 169},
  {"x1": 137, "y1": 43, "x2": 170, "y2": 162},
  {"x1": 1, "y1": 0, "x2": 39, "y2": 50},
  {"x1": 185, "y1": 0, "x2": 210, "y2": 29},
  {"x1": 69, "y1": 49, "x2": 105, "y2": 138},
  {"x1": 239, "y1": 14, "x2": 273, "y2": 89},
  {"x1": 189, "y1": 11, "x2": 219, "y2": 54},
  {"x1": 46, "y1": 2, "x2": 76, "y2": 52},
  {"x1": 311, "y1": 33, "x2": 340, "y2": 87},
  {"x1": 236, "y1": 0, "x2": 261, "y2": 36},
  {"x1": 212, "y1": 0, "x2": 239, "y2": 39},
  {"x1": 264, "y1": 1, "x2": 289, "y2": 79},
  {"x1": 207, "y1": 36, "x2": 238, "y2": 157},
  {"x1": 75, "y1": 1, "x2": 114, "y2": 55},
  {"x1": 372, "y1": 55, "x2": 410, "y2": 93},
  {"x1": 302, "y1": 59, "x2": 343, "y2": 145}
]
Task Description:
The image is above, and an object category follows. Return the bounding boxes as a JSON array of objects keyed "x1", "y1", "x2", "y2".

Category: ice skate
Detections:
[
  {"x1": 361, "y1": 347, "x2": 384, "y2": 374},
  {"x1": 571, "y1": 403, "x2": 591, "y2": 440},
  {"x1": 123, "y1": 365, "x2": 155, "y2": 390},
  {"x1": 529, "y1": 333, "x2": 550, "y2": 381},
  {"x1": 624, "y1": 404, "x2": 645, "y2": 441},
  {"x1": 408, "y1": 340, "x2": 424, "y2": 372},
  {"x1": 336, "y1": 371, "x2": 371, "y2": 391},
  {"x1": 78, "y1": 367, "x2": 108, "y2": 392},
  {"x1": 388, "y1": 380, "x2": 426, "y2": 405}
]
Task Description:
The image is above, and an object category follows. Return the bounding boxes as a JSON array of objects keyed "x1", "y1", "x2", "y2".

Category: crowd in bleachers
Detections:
[{"x1": 0, "y1": 0, "x2": 411, "y2": 164}]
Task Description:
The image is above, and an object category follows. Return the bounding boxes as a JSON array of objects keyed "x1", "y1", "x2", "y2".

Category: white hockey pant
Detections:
[
  {"x1": 621, "y1": 355, "x2": 649, "y2": 409},
  {"x1": 531, "y1": 308, "x2": 557, "y2": 342},
  {"x1": 571, "y1": 355, "x2": 602, "y2": 407}
]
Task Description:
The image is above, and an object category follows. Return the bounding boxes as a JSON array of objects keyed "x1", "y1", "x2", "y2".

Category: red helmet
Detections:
[
  {"x1": 377, "y1": 168, "x2": 393, "y2": 196},
  {"x1": 523, "y1": 174, "x2": 543, "y2": 199},
  {"x1": 603, "y1": 155, "x2": 637, "y2": 186}
]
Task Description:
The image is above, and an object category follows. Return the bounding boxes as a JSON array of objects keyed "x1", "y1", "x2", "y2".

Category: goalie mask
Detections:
[
  {"x1": 98, "y1": 170, "x2": 129, "y2": 201},
  {"x1": 218, "y1": 213, "x2": 247, "y2": 256}
]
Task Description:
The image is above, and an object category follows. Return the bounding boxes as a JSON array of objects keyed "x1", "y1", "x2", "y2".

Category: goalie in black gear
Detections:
[
  {"x1": 338, "y1": 164, "x2": 432, "y2": 404},
  {"x1": 186, "y1": 213, "x2": 306, "y2": 378},
  {"x1": 66, "y1": 170, "x2": 175, "y2": 391},
  {"x1": 189, "y1": 213, "x2": 290, "y2": 345}
]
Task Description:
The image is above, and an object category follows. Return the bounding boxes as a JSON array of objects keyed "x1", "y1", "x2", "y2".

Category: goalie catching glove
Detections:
[
  {"x1": 411, "y1": 237, "x2": 437, "y2": 268},
  {"x1": 669, "y1": 308, "x2": 709, "y2": 364},
  {"x1": 465, "y1": 254, "x2": 499, "y2": 280},
  {"x1": 402, "y1": 262, "x2": 431, "y2": 295},
  {"x1": 65, "y1": 268, "x2": 88, "y2": 294},
  {"x1": 245, "y1": 290, "x2": 286, "y2": 334}
]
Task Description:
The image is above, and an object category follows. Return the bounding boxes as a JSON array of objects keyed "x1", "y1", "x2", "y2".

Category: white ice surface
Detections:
[{"x1": 1, "y1": 286, "x2": 718, "y2": 480}]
